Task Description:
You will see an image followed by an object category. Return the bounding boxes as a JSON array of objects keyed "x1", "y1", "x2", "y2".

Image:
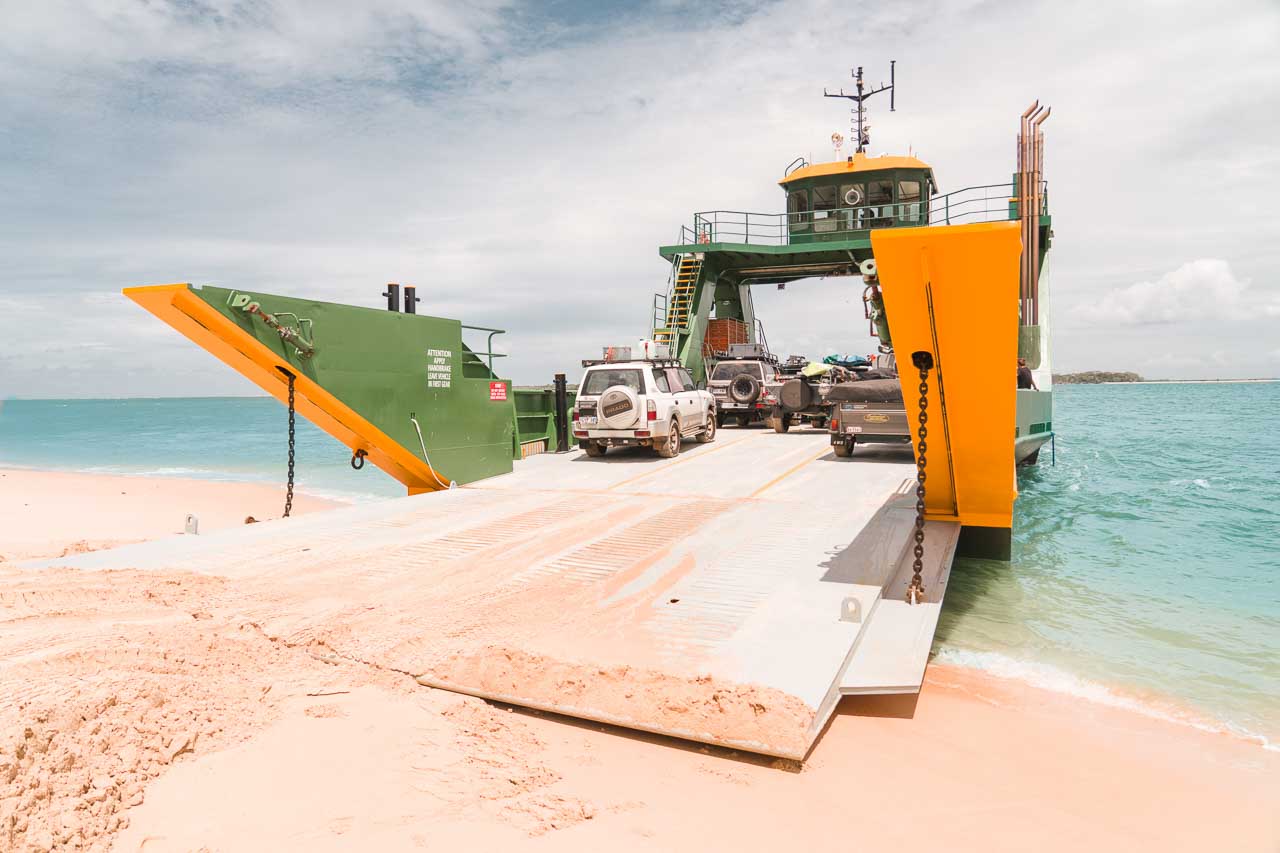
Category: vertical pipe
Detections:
[
  {"x1": 403, "y1": 285, "x2": 420, "y2": 314},
  {"x1": 553, "y1": 373, "x2": 569, "y2": 453},
  {"x1": 1026, "y1": 110, "x2": 1037, "y2": 321},
  {"x1": 1031, "y1": 107, "x2": 1051, "y2": 326},
  {"x1": 1031, "y1": 128, "x2": 1040, "y2": 325},
  {"x1": 382, "y1": 283, "x2": 400, "y2": 312},
  {"x1": 1017, "y1": 114, "x2": 1026, "y2": 320},
  {"x1": 1018, "y1": 127, "x2": 1027, "y2": 320},
  {"x1": 1018, "y1": 102, "x2": 1040, "y2": 325}
]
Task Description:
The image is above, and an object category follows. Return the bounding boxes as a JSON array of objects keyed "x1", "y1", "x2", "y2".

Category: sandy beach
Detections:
[
  {"x1": 0, "y1": 468, "x2": 340, "y2": 563},
  {"x1": 1, "y1": 469, "x2": 1276, "y2": 852}
]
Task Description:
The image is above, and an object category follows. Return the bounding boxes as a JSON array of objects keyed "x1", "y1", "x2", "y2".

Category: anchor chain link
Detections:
[
  {"x1": 284, "y1": 372, "x2": 296, "y2": 518},
  {"x1": 907, "y1": 351, "x2": 933, "y2": 604}
]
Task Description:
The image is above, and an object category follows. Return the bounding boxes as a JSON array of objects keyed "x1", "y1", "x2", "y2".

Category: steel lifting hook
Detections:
[{"x1": 351, "y1": 449, "x2": 368, "y2": 470}]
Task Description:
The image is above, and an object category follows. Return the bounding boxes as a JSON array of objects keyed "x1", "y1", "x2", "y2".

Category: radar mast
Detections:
[{"x1": 824, "y1": 61, "x2": 896, "y2": 153}]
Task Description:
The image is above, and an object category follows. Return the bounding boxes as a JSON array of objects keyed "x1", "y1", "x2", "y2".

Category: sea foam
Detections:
[{"x1": 935, "y1": 647, "x2": 1277, "y2": 752}]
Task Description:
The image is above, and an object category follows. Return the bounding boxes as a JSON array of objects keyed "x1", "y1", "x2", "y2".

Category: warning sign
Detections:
[
  {"x1": 489, "y1": 382, "x2": 508, "y2": 401},
  {"x1": 426, "y1": 349, "x2": 453, "y2": 389}
]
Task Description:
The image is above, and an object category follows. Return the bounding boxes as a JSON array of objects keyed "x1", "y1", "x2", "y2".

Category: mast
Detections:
[{"x1": 824, "y1": 61, "x2": 896, "y2": 153}]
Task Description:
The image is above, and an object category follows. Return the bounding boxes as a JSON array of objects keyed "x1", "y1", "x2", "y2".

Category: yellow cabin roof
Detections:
[{"x1": 780, "y1": 152, "x2": 937, "y2": 190}]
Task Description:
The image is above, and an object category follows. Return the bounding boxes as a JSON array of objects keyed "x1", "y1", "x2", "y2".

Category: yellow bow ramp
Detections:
[
  {"x1": 124, "y1": 283, "x2": 454, "y2": 495},
  {"x1": 871, "y1": 221, "x2": 1023, "y2": 558}
]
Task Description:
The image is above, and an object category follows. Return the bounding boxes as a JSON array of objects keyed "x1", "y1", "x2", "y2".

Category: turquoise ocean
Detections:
[{"x1": 1, "y1": 383, "x2": 1277, "y2": 747}]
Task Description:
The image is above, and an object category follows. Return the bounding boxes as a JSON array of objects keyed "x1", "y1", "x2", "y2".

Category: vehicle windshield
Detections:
[
  {"x1": 710, "y1": 362, "x2": 762, "y2": 381},
  {"x1": 582, "y1": 368, "x2": 643, "y2": 395}
]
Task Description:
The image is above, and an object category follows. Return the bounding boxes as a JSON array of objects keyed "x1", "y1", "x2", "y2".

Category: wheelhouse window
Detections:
[
  {"x1": 787, "y1": 189, "x2": 810, "y2": 232},
  {"x1": 812, "y1": 184, "x2": 839, "y2": 233},
  {"x1": 840, "y1": 184, "x2": 866, "y2": 207},
  {"x1": 582, "y1": 368, "x2": 642, "y2": 395},
  {"x1": 899, "y1": 180, "x2": 923, "y2": 224},
  {"x1": 868, "y1": 180, "x2": 893, "y2": 205},
  {"x1": 837, "y1": 183, "x2": 863, "y2": 230},
  {"x1": 868, "y1": 179, "x2": 894, "y2": 227}
]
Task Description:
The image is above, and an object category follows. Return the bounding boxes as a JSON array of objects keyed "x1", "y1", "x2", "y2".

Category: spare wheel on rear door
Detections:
[
  {"x1": 599, "y1": 385, "x2": 641, "y2": 428},
  {"x1": 729, "y1": 373, "x2": 761, "y2": 404}
]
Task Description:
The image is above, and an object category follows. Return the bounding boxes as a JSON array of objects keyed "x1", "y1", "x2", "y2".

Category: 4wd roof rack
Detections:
[
  {"x1": 709, "y1": 350, "x2": 779, "y2": 364},
  {"x1": 580, "y1": 357, "x2": 684, "y2": 368}
]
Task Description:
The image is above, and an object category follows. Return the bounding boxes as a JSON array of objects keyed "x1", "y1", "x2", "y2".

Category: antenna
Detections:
[{"x1": 824, "y1": 60, "x2": 896, "y2": 154}]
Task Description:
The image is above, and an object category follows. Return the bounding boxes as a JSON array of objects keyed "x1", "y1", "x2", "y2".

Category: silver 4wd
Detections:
[
  {"x1": 707, "y1": 345, "x2": 781, "y2": 427},
  {"x1": 573, "y1": 358, "x2": 716, "y2": 458}
]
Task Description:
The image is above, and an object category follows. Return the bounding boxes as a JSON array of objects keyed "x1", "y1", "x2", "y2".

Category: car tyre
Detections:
[
  {"x1": 698, "y1": 410, "x2": 716, "y2": 443},
  {"x1": 729, "y1": 374, "x2": 761, "y2": 405},
  {"x1": 833, "y1": 439, "x2": 853, "y2": 458},
  {"x1": 737, "y1": 414, "x2": 751, "y2": 427},
  {"x1": 656, "y1": 420, "x2": 681, "y2": 458},
  {"x1": 583, "y1": 441, "x2": 607, "y2": 458},
  {"x1": 772, "y1": 413, "x2": 791, "y2": 434}
]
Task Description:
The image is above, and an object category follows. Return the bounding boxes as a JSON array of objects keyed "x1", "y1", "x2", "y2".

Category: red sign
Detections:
[{"x1": 489, "y1": 382, "x2": 508, "y2": 401}]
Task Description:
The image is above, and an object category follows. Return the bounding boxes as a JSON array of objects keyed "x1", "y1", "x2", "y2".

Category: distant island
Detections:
[{"x1": 1052, "y1": 371, "x2": 1143, "y2": 384}]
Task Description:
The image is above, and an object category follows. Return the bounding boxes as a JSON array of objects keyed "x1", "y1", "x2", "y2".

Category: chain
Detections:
[
  {"x1": 283, "y1": 372, "x2": 295, "y2": 518},
  {"x1": 907, "y1": 351, "x2": 933, "y2": 604}
]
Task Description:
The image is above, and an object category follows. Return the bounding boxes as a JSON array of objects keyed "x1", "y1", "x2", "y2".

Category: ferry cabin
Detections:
[{"x1": 781, "y1": 152, "x2": 938, "y2": 243}]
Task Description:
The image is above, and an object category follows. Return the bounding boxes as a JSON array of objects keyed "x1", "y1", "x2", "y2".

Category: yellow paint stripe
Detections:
[
  {"x1": 123, "y1": 283, "x2": 448, "y2": 494},
  {"x1": 606, "y1": 431, "x2": 757, "y2": 492},
  {"x1": 748, "y1": 446, "x2": 830, "y2": 498}
]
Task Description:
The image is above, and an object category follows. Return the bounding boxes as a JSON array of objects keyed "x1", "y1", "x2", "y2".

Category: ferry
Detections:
[{"x1": 67, "y1": 70, "x2": 1056, "y2": 760}]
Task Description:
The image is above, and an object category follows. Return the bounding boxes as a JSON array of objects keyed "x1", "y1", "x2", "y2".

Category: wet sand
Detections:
[{"x1": 1, "y1": 469, "x2": 1276, "y2": 852}]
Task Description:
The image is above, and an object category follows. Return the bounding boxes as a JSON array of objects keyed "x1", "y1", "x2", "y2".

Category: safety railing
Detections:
[
  {"x1": 670, "y1": 180, "x2": 1048, "y2": 247},
  {"x1": 651, "y1": 291, "x2": 669, "y2": 334},
  {"x1": 930, "y1": 180, "x2": 1049, "y2": 225},
  {"x1": 461, "y1": 324, "x2": 507, "y2": 373}
]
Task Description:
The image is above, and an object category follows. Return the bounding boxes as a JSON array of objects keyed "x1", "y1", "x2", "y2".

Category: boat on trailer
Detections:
[{"x1": 46, "y1": 74, "x2": 1056, "y2": 760}]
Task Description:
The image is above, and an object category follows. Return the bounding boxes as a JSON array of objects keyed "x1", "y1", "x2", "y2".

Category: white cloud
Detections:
[
  {"x1": 2, "y1": 0, "x2": 1280, "y2": 394},
  {"x1": 1, "y1": 0, "x2": 513, "y2": 84},
  {"x1": 1071, "y1": 259, "x2": 1280, "y2": 326}
]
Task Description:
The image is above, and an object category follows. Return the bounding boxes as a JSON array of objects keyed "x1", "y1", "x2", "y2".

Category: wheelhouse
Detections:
[{"x1": 780, "y1": 152, "x2": 938, "y2": 244}]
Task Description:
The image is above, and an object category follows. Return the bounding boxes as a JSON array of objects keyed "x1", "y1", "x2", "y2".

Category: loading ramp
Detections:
[{"x1": 31, "y1": 430, "x2": 958, "y2": 760}]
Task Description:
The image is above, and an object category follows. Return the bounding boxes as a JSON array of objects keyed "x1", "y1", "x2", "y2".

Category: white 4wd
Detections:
[{"x1": 573, "y1": 360, "x2": 716, "y2": 458}]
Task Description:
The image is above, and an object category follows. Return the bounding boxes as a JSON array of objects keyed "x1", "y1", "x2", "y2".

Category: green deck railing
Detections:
[{"x1": 672, "y1": 180, "x2": 1049, "y2": 247}]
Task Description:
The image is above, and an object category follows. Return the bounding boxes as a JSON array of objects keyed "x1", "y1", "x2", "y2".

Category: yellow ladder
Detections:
[{"x1": 655, "y1": 255, "x2": 702, "y2": 346}]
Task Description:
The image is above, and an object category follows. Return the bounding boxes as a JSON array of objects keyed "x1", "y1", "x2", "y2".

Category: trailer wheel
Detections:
[
  {"x1": 833, "y1": 440, "x2": 853, "y2": 458},
  {"x1": 583, "y1": 441, "x2": 607, "y2": 458},
  {"x1": 772, "y1": 413, "x2": 791, "y2": 434}
]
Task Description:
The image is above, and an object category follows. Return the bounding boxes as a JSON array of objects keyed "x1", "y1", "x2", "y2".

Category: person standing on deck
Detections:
[{"x1": 1017, "y1": 358, "x2": 1037, "y2": 390}]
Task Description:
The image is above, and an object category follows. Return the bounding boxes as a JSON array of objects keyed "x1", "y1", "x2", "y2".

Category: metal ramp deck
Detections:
[{"x1": 31, "y1": 430, "x2": 959, "y2": 760}]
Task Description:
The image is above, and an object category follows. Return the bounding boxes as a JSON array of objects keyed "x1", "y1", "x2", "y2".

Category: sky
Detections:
[{"x1": 1, "y1": 0, "x2": 1278, "y2": 397}]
